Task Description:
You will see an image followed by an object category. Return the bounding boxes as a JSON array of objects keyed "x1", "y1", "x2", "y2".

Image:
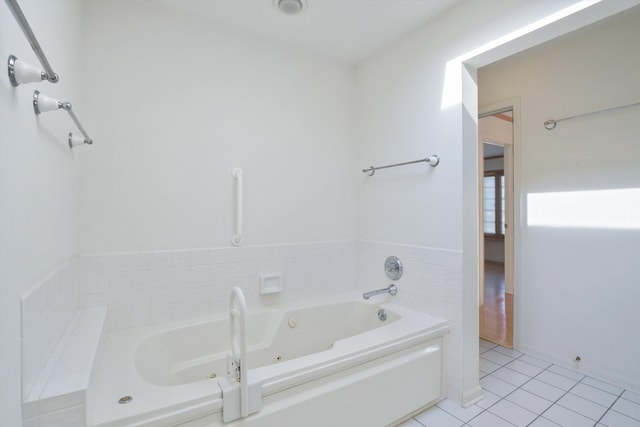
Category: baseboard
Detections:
[
  {"x1": 520, "y1": 345, "x2": 640, "y2": 393},
  {"x1": 461, "y1": 384, "x2": 484, "y2": 408}
]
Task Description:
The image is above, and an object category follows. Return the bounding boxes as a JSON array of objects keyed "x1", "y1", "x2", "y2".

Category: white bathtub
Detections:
[{"x1": 89, "y1": 294, "x2": 449, "y2": 427}]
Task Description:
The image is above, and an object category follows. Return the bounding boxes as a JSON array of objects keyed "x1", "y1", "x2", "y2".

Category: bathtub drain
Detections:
[
  {"x1": 209, "y1": 373, "x2": 217, "y2": 379},
  {"x1": 118, "y1": 396, "x2": 132, "y2": 404}
]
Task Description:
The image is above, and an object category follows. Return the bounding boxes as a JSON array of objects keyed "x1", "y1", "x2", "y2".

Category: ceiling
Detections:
[{"x1": 146, "y1": 0, "x2": 463, "y2": 63}]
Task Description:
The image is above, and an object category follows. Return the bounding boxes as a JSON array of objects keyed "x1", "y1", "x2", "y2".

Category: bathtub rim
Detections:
[{"x1": 89, "y1": 292, "x2": 450, "y2": 427}]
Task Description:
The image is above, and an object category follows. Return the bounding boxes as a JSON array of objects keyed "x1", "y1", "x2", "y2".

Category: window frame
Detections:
[{"x1": 483, "y1": 169, "x2": 505, "y2": 240}]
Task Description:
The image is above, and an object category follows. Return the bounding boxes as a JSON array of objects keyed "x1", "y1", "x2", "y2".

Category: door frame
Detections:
[{"x1": 479, "y1": 98, "x2": 521, "y2": 349}]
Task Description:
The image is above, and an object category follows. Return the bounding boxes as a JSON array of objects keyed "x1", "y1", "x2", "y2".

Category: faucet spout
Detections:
[{"x1": 363, "y1": 284, "x2": 398, "y2": 300}]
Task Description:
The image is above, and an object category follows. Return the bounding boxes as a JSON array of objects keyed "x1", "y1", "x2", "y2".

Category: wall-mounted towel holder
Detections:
[
  {"x1": 6, "y1": 0, "x2": 95, "y2": 147},
  {"x1": 362, "y1": 155, "x2": 439, "y2": 176}
]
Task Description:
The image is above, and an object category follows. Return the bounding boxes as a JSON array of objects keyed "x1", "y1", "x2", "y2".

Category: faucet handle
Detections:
[
  {"x1": 384, "y1": 256, "x2": 403, "y2": 280},
  {"x1": 388, "y1": 284, "x2": 398, "y2": 296}
]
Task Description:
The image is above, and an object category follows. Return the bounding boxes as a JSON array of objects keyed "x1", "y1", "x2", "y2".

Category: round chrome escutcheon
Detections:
[{"x1": 384, "y1": 256, "x2": 403, "y2": 280}]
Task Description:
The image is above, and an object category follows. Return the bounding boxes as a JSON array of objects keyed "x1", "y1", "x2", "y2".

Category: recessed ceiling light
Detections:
[{"x1": 275, "y1": 0, "x2": 306, "y2": 15}]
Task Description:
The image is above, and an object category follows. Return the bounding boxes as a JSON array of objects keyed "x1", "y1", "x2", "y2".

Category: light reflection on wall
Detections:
[{"x1": 527, "y1": 188, "x2": 640, "y2": 229}]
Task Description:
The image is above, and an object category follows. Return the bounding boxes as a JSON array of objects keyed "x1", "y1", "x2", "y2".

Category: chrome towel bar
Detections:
[
  {"x1": 362, "y1": 155, "x2": 439, "y2": 176},
  {"x1": 544, "y1": 101, "x2": 640, "y2": 130},
  {"x1": 33, "y1": 91, "x2": 93, "y2": 147},
  {"x1": 6, "y1": 0, "x2": 95, "y2": 147},
  {"x1": 5, "y1": 0, "x2": 58, "y2": 84}
]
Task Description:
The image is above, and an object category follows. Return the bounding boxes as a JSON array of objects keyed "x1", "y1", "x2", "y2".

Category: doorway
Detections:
[{"x1": 479, "y1": 109, "x2": 514, "y2": 349}]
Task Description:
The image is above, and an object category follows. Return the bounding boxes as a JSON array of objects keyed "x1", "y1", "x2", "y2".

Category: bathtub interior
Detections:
[
  {"x1": 89, "y1": 297, "x2": 448, "y2": 427},
  {"x1": 135, "y1": 300, "x2": 400, "y2": 386}
]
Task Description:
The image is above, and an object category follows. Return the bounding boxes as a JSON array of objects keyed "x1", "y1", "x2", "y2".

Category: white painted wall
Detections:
[
  {"x1": 0, "y1": 0, "x2": 83, "y2": 422},
  {"x1": 78, "y1": 0, "x2": 357, "y2": 254},
  {"x1": 479, "y1": 7, "x2": 640, "y2": 390},
  {"x1": 355, "y1": 0, "x2": 640, "y2": 404},
  {"x1": 3, "y1": 0, "x2": 639, "y2": 422}
]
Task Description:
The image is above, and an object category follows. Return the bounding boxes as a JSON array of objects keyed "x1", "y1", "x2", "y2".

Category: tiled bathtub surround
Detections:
[
  {"x1": 21, "y1": 260, "x2": 80, "y2": 400},
  {"x1": 356, "y1": 240, "x2": 463, "y2": 402},
  {"x1": 79, "y1": 240, "x2": 357, "y2": 330}
]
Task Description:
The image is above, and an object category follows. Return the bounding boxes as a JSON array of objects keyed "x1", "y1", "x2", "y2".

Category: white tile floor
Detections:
[{"x1": 398, "y1": 340, "x2": 640, "y2": 427}]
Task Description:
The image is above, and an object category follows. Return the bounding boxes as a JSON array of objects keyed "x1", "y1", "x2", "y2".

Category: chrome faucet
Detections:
[{"x1": 362, "y1": 284, "x2": 397, "y2": 300}]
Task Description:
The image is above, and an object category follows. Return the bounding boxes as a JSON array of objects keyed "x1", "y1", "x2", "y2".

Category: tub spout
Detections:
[{"x1": 363, "y1": 284, "x2": 397, "y2": 300}]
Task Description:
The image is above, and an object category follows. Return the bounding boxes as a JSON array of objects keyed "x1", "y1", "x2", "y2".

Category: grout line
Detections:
[
  {"x1": 569, "y1": 382, "x2": 621, "y2": 409},
  {"x1": 529, "y1": 370, "x2": 591, "y2": 426},
  {"x1": 593, "y1": 393, "x2": 623, "y2": 426},
  {"x1": 430, "y1": 346, "x2": 634, "y2": 427},
  {"x1": 464, "y1": 352, "x2": 528, "y2": 425},
  {"x1": 479, "y1": 358, "x2": 558, "y2": 426},
  {"x1": 578, "y1": 376, "x2": 626, "y2": 398}
]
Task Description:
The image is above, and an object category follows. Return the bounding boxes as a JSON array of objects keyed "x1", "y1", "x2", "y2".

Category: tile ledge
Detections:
[{"x1": 23, "y1": 306, "x2": 107, "y2": 418}]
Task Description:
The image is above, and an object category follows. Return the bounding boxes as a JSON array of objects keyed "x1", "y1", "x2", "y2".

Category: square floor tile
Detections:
[
  {"x1": 414, "y1": 406, "x2": 464, "y2": 427},
  {"x1": 519, "y1": 355, "x2": 552, "y2": 369},
  {"x1": 489, "y1": 399, "x2": 537, "y2": 426},
  {"x1": 506, "y1": 359, "x2": 546, "y2": 378},
  {"x1": 476, "y1": 389, "x2": 501, "y2": 409},
  {"x1": 581, "y1": 377, "x2": 624, "y2": 396},
  {"x1": 481, "y1": 350, "x2": 515, "y2": 366},
  {"x1": 493, "y1": 346, "x2": 524, "y2": 358},
  {"x1": 557, "y1": 392, "x2": 608, "y2": 420},
  {"x1": 547, "y1": 364, "x2": 585, "y2": 381},
  {"x1": 600, "y1": 409, "x2": 640, "y2": 426},
  {"x1": 480, "y1": 375, "x2": 518, "y2": 397},
  {"x1": 542, "y1": 404, "x2": 595, "y2": 427},
  {"x1": 480, "y1": 358, "x2": 502, "y2": 375},
  {"x1": 491, "y1": 367, "x2": 531, "y2": 387},
  {"x1": 468, "y1": 410, "x2": 515, "y2": 427},
  {"x1": 521, "y1": 379, "x2": 566, "y2": 402},
  {"x1": 437, "y1": 399, "x2": 483, "y2": 422},
  {"x1": 571, "y1": 383, "x2": 618, "y2": 407},
  {"x1": 612, "y1": 398, "x2": 640, "y2": 421},
  {"x1": 506, "y1": 389, "x2": 554, "y2": 415},
  {"x1": 536, "y1": 370, "x2": 580, "y2": 391}
]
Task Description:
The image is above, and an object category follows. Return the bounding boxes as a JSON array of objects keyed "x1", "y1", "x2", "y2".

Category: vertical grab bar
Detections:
[
  {"x1": 232, "y1": 168, "x2": 243, "y2": 246},
  {"x1": 229, "y1": 287, "x2": 248, "y2": 417}
]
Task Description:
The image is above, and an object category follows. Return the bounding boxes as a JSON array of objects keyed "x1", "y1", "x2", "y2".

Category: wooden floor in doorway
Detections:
[{"x1": 480, "y1": 261, "x2": 513, "y2": 348}]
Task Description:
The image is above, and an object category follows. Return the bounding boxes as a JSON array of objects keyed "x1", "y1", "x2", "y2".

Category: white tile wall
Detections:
[
  {"x1": 22, "y1": 307, "x2": 107, "y2": 427},
  {"x1": 21, "y1": 240, "x2": 460, "y2": 426},
  {"x1": 79, "y1": 241, "x2": 357, "y2": 330},
  {"x1": 356, "y1": 240, "x2": 463, "y2": 403},
  {"x1": 21, "y1": 259, "x2": 80, "y2": 400}
]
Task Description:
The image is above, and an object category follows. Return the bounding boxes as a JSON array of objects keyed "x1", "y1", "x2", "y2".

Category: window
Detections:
[{"x1": 484, "y1": 170, "x2": 505, "y2": 238}]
